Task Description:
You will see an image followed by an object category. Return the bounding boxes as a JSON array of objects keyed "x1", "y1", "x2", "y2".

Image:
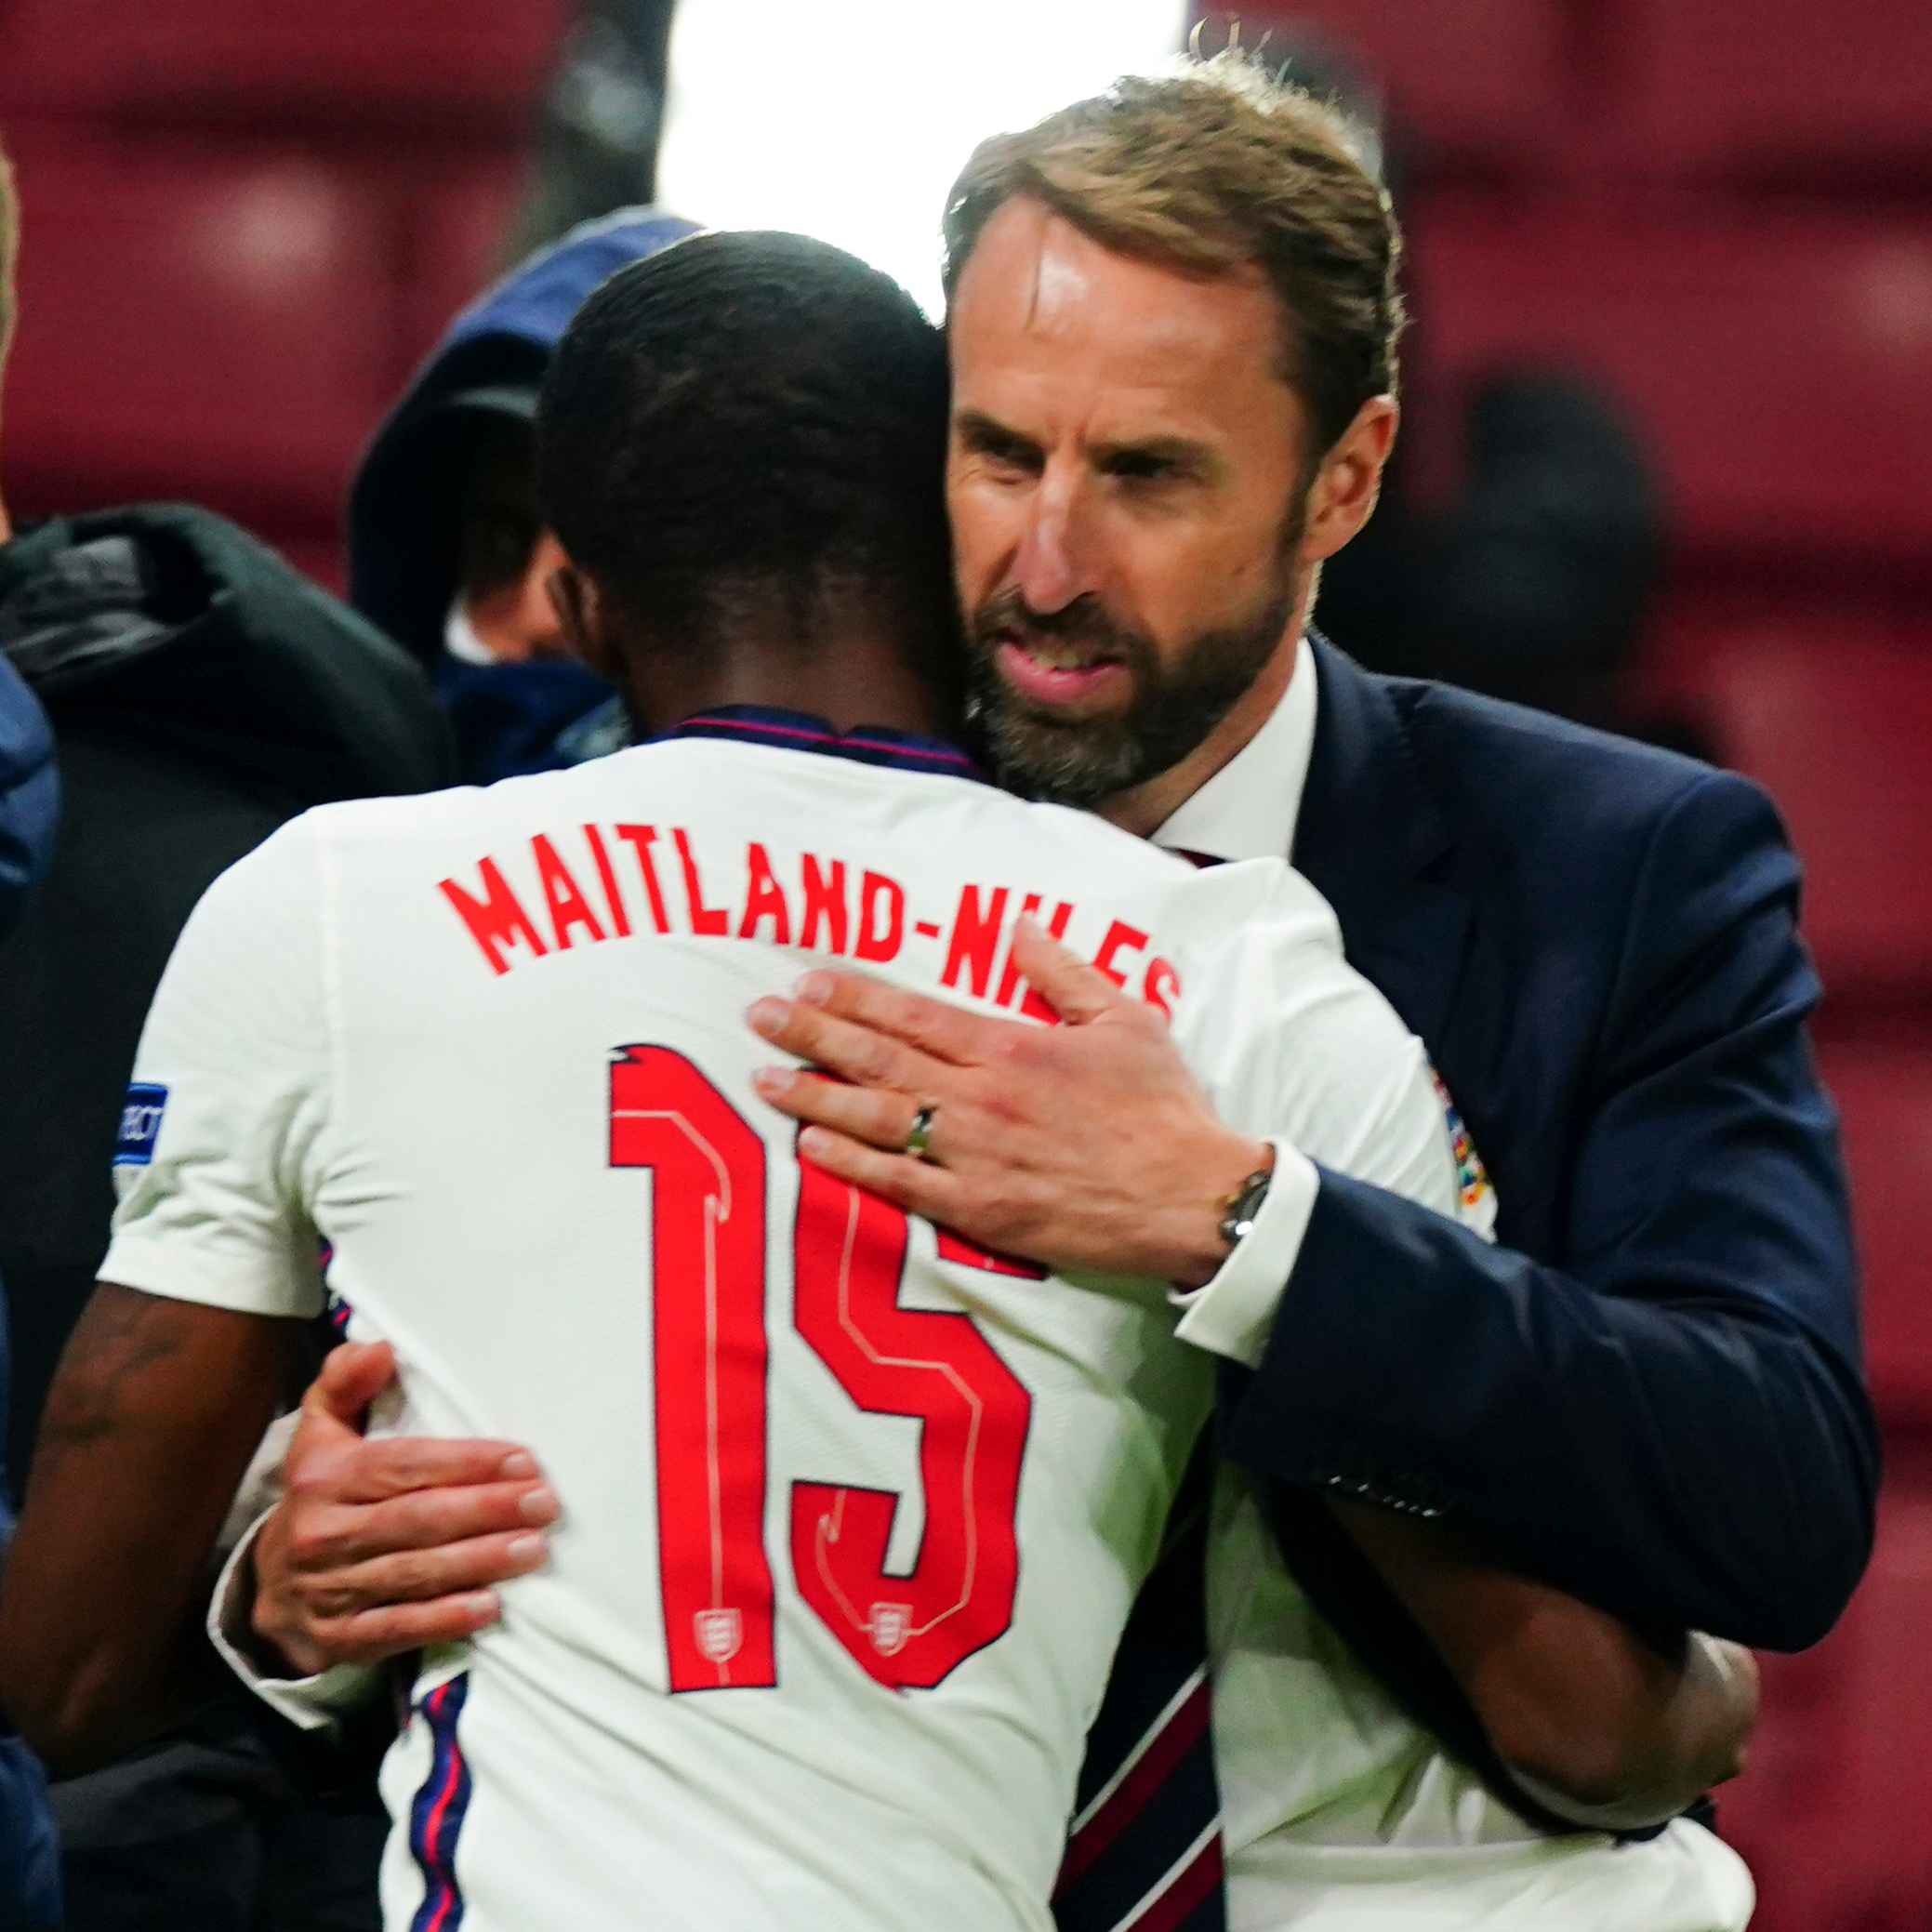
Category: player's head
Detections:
[
  {"x1": 941, "y1": 54, "x2": 1405, "y2": 811},
  {"x1": 535, "y1": 229, "x2": 955, "y2": 708}
]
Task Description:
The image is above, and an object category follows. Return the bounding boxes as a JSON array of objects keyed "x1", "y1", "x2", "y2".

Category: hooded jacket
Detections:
[
  {"x1": 0, "y1": 504, "x2": 455, "y2": 1483},
  {"x1": 348, "y1": 206, "x2": 700, "y2": 781}
]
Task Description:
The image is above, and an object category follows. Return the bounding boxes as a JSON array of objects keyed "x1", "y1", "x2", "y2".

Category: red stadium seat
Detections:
[
  {"x1": 1819, "y1": 1044, "x2": 1932, "y2": 1418},
  {"x1": 1410, "y1": 204, "x2": 1932, "y2": 564},
  {"x1": 1645, "y1": 608, "x2": 1932, "y2": 994},
  {"x1": 1618, "y1": 0, "x2": 1932, "y2": 182},
  {"x1": 393, "y1": 159, "x2": 527, "y2": 373},
  {"x1": 1654, "y1": 609, "x2": 1932, "y2": 1409},
  {"x1": 4, "y1": 138, "x2": 399, "y2": 530},
  {"x1": 1722, "y1": 1476, "x2": 1932, "y2": 1929},
  {"x1": 271, "y1": 536, "x2": 350, "y2": 599},
  {"x1": 1188, "y1": 0, "x2": 1566, "y2": 169},
  {"x1": 0, "y1": 0, "x2": 568, "y2": 134}
]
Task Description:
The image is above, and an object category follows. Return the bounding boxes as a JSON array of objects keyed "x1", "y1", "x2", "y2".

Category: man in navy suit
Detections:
[
  {"x1": 211, "y1": 56, "x2": 1862, "y2": 1932},
  {"x1": 736, "y1": 61, "x2": 1871, "y2": 1929},
  {"x1": 749, "y1": 60, "x2": 1871, "y2": 1647}
]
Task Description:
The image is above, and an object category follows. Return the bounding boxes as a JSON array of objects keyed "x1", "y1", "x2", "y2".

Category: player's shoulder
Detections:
[
  {"x1": 683, "y1": 744, "x2": 1209, "y2": 890},
  {"x1": 991, "y1": 793, "x2": 1202, "y2": 884},
  {"x1": 1171, "y1": 854, "x2": 1342, "y2": 951},
  {"x1": 272, "y1": 744, "x2": 689, "y2": 856}
]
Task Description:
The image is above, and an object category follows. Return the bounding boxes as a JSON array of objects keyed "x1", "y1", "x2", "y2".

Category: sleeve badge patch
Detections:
[
  {"x1": 112, "y1": 1083, "x2": 169, "y2": 1166},
  {"x1": 1429, "y1": 1067, "x2": 1493, "y2": 1211}
]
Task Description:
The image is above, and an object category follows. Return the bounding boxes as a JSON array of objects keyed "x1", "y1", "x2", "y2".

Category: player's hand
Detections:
[
  {"x1": 748, "y1": 919, "x2": 1268, "y2": 1289},
  {"x1": 248, "y1": 1341, "x2": 558, "y2": 1676}
]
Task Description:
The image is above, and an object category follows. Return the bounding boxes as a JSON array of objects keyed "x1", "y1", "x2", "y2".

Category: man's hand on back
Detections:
[
  {"x1": 247, "y1": 1341, "x2": 557, "y2": 1676},
  {"x1": 747, "y1": 919, "x2": 1268, "y2": 1290}
]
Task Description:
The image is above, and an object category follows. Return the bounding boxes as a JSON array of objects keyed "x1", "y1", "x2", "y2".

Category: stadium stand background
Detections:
[{"x1": 0, "y1": 1, "x2": 1926, "y2": 1922}]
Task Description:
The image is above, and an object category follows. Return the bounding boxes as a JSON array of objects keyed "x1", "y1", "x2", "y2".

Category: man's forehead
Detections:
[{"x1": 949, "y1": 195, "x2": 1289, "y2": 421}]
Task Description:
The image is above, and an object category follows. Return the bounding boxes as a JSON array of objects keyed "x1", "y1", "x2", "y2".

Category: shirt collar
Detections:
[
  {"x1": 658, "y1": 704, "x2": 996, "y2": 786},
  {"x1": 1151, "y1": 636, "x2": 1317, "y2": 863}
]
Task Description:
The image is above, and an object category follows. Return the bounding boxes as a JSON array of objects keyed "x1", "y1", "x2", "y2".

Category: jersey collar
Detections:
[{"x1": 659, "y1": 705, "x2": 995, "y2": 786}]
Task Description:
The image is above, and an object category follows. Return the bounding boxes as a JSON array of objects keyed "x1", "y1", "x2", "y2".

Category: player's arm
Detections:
[
  {"x1": 232, "y1": 1340, "x2": 549, "y2": 1687},
  {"x1": 192, "y1": 1356, "x2": 553, "y2": 1720},
  {"x1": 0, "y1": 821, "x2": 338, "y2": 1766},
  {"x1": 1328, "y1": 1502, "x2": 1757, "y2": 1831},
  {"x1": 0, "y1": 1286, "x2": 298, "y2": 1771}
]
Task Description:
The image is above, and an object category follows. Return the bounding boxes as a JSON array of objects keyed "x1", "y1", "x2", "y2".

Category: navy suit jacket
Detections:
[{"x1": 1224, "y1": 639, "x2": 1876, "y2": 1669}]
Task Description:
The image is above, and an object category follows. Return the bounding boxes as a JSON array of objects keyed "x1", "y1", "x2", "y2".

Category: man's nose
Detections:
[{"x1": 1011, "y1": 469, "x2": 1095, "y2": 615}]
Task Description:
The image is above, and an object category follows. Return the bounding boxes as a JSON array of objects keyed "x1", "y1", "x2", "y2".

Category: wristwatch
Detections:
[{"x1": 1217, "y1": 1165, "x2": 1276, "y2": 1250}]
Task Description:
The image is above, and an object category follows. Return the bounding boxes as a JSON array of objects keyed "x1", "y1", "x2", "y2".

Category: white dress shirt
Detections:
[
  {"x1": 1159, "y1": 641, "x2": 1325, "y2": 1370},
  {"x1": 1155, "y1": 636, "x2": 1320, "y2": 868}
]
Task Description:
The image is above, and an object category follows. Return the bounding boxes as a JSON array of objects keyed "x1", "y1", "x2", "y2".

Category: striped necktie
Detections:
[{"x1": 1052, "y1": 1453, "x2": 1225, "y2": 1932}]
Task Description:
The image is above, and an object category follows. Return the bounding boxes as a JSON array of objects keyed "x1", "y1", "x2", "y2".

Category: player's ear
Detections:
[{"x1": 546, "y1": 558, "x2": 614, "y2": 679}]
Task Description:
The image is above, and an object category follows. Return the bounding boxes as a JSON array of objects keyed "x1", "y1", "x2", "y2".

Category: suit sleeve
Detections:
[{"x1": 1218, "y1": 770, "x2": 1877, "y2": 1651}]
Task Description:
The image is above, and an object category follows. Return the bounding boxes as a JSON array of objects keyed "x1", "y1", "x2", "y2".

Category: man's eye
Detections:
[
  {"x1": 981, "y1": 440, "x2": 1039, "y2": 473},
  {"x1": 1108, "y1": 454, "x2": 1180, "y2": 483}
]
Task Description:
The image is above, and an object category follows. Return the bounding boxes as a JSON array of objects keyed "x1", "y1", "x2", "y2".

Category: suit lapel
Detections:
[{"x1": 1292, "y1": 638, "x2": 1474, "y2": 1056}]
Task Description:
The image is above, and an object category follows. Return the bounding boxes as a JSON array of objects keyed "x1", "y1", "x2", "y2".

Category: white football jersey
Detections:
[{"x1": 105, "y1": 719, "x2": 1466, "y2": 1932}]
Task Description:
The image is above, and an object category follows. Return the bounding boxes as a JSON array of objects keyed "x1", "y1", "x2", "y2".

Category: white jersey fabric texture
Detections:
[{"x1": 109, "y1": 732, "x2": 1464, "y2": 1932}]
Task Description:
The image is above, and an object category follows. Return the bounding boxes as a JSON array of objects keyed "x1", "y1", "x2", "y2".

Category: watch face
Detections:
[{"x1": 1219, "y1": 1169, "x2": 1273, "y2": 1249}]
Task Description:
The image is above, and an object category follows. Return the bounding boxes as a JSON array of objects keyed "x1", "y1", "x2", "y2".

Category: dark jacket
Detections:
[
  {"x1": 1226, "y1": 640, "x2": 1873, "y2": 1760},
  {"x1": 348, "y1": 206, "x2": 698, "y2": 782},
  {"x1": 0, "y1": 643, "x2": 60, "y2": 1928},
  {"x1": 0, "y1": 653, "x2": 55, "y2": 942},
  {"x1": 0, "y1": 504, "x2": 455, "y2": 1480}
]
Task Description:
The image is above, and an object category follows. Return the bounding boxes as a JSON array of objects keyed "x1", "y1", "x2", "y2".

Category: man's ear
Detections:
[
  {"x1": 545, "y1": 557, "x2": 614, "y2": 680},
  {"x1": 1299, "y1": 395, "x2": 1400, "y2": 566}
]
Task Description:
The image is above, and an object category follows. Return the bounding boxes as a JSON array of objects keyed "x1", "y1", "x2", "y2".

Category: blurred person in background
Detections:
[
  {"x1": 507, "y1": 0, "x2": 677, "y2": 255},
  {"x1": 0, "y1": 152, "x2": 60, "y2": 1924},
  {"x1": 1252, "y1": 25, "x2": 1674, "y2": 740},
  {"x1": 346, "y1": 205, "x2": 698, "y2": 783},
  {"x1": 0, "y1": 133, "x2": 456, "y2": 1932}
]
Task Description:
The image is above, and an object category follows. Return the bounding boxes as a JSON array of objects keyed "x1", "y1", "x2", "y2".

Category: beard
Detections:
[{"x1": 963, "y1": 556, "x2": 1302, "y2": 808}]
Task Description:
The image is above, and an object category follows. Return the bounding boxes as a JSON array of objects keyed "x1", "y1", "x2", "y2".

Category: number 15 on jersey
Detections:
[{"x1": 609, "y1": 1046, "x2": 1035, "y2": 1694}]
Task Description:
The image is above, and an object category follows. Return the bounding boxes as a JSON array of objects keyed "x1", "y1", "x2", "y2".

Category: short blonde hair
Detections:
[{"x1": 943, "y1": 53, "x2": 1405, "y2": 457}]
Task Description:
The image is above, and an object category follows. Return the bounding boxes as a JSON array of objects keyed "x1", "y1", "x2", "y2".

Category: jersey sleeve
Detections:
[
  {"x1": 99, "y1": 818, "x2": 332, "y2": 1319},
  {"x1": 1165, "y1": 863, "x2": 1479, "y2": 1366}
]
